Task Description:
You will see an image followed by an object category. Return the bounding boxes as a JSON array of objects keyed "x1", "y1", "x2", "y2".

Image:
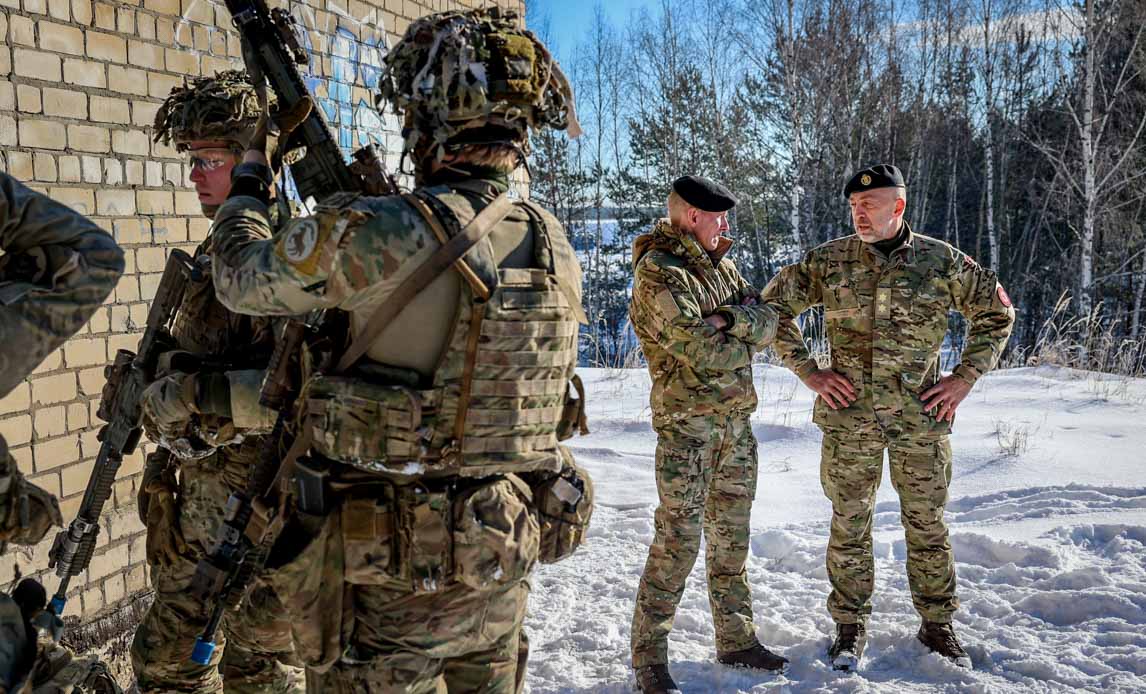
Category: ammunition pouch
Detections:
[
  {"x1": 272, "y1": 469, "x2": 539, "y2": 671},
  {"x1": 303, "y1": 375, "x2": 423, "y2": 474},
  {"x1": 338, "y1": 473, "x2": 538, "y2": 593},
  {"x1": 527, "y1": 447, "x2": 593, "y2": 564}
]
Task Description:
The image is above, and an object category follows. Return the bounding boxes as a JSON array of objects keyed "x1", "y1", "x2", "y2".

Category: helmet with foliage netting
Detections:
[
  {"x1": 378, "y1": 7, "x2": 581, "y2": 165},
  {"x1": 153, "y1": 70, "x2": 271, "y2": 152}
]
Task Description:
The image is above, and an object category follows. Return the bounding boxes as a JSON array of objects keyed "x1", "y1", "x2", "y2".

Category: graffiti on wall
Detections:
[{"x1": 175, "y1": 0, "x2": 403, "y2": 192}]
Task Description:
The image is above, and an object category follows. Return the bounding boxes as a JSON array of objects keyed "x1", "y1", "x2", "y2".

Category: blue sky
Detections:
[{"x1": 527, "y1": 0, "x2": 653, "y2": 67}]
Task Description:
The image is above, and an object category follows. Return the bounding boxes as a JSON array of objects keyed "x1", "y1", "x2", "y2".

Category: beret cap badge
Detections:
[{"x1": 843, "y1": 164, "x2": 906, "y2": 199}]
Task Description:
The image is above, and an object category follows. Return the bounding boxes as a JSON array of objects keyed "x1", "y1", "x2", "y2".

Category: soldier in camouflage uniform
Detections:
[
  {"x1": 629, "y1": 176, "x2": 787, "y2": 694},
  {"x1": 0, "y1": 172, "x2": 125, "y2": 692},
  {"x1": 128, "y1": 72, "x2": 304, "y2": 694},
  {"x1": 207, "y1": 8, "x2": 593, "y2": 693},
  {"x1": 761, "y1": 164, "x2": 1015, "y2": 671}
]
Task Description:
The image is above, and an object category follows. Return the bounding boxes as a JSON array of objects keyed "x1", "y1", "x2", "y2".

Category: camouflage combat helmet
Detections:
[
  {"x1": 378, "y1": 7, "x2": 582, "y2": 166},
  {"x1": 153, "y1": 70, "x2": 270, "y2": 151}
]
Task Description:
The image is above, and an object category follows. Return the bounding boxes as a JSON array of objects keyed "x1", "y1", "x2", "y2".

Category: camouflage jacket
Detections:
[
  {"x1": 0, "y1": 173, "x2": 122, "y2": 548},
  {"x1": 0, "y1": 173, "x2": 124, "y2": 397},
  {"x1": 146, "y1": 217, "x2": 281, "y2": 488},
  {"x1": 630, "y1": 219, "x2": 777, "y2": 425},
  {"x1": 0, "y1": 440, "x2": 61, "y2": 550},
  {"x1": 212, "y1": 168, "x2": 532, "y2": 373},
  {"x1": 210, "y1": 167, "x2": 584, "y2": 479},
  {"x1": 761, "y1": 224, "x2": 1015, "y2": 436}
]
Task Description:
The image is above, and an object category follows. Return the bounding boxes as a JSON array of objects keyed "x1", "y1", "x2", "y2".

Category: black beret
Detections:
[
  {"x1": 672, "y1": 175, "x2": 737, "y2": 212},
  {"x1": 843, "y1": 164, "x2": 906, "y2": 199}
]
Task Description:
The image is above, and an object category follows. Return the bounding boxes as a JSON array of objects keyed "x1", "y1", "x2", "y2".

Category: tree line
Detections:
[{"x1": 527, "y1": 0, "x2": 1146, "y2": 375}]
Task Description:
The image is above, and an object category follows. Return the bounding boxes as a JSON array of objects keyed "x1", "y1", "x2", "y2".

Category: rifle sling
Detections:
[{"x1": 334, "y1": 191, "x2": 515, "y2": 375}]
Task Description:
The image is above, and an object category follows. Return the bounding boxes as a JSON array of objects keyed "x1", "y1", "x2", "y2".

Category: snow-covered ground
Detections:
[{"x1": 524, "y1": 366, "x2": 1146, "y2": 693}]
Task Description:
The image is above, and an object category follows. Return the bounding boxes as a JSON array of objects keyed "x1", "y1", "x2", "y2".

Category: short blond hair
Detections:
[
  {"x1": 453, "y1": 143, "x2": 524, "y2": 172},
  {"x1": 667, "y1": 190, "x2": 691, "y2": 227}
]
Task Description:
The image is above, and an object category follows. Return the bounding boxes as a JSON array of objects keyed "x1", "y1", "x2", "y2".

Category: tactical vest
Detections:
[
  {"x1": 167, "y1": 241, "x2": 276, "y2": 478},
  {"x1": 305, "y1": 182, "x2": 584, "y2": 480}
]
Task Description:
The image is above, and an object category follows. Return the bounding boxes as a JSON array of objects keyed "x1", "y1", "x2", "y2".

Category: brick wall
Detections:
[{"x1": 0, "y1": 0, "x2": 525, "y2": 625}]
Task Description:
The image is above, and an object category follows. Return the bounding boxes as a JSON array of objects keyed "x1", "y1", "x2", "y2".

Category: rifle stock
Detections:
[
  {"x1": 48, "y1": 249, "x2": 199, "y2": 615},
  {"x1": 190, "y1": 317, "x2": 313, "y2": 665},
  {"x1": 188, "y1": 0, "x2": 399, "y2": 661},
  {"x1": 225, "y1": 0, "x2": 398, "y2": 200}
]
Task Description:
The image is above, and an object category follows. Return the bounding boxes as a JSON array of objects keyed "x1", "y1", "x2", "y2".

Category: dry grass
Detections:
[
  {"x1": 994, "y1": 419, "x2": 1035, "y2": 457},
  {"x1": 1005, "y1": 292, "x2": 1146, "y2": 403},
  {"x1": 1009, "y1": 292, "x2": 1146, "y2": 376}
]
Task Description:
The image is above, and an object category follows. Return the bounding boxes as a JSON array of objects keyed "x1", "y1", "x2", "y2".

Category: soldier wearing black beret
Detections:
[
  {"x1": 842, "y1": 164, "x2": 906, "y2": 199},
  {"x1": 761, "y1": 164, "x2": 1015, "y2": 672},
  {"x1": 628, "y1": 177, "x2": 788, "y2": 693},
  {"x1": 673, "y1": 174, "x2": 738, "y2": 212}
]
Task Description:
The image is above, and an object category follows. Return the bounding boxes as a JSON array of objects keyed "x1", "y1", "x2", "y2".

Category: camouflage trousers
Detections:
[
  {"x1": 302, "y1": 580, "x2": 529, "y2": 693},
  {"x1": 631, "y1": 413, "x2": 760, "y2": 668},
  {"x1": 130, "y1": 457, "x2": 304, "y2": 694},
  {"x1": 266, "y1": 473, "x2": 538, "y2": 693},
  {"x1": 820, "y1": 429, "x2": 958, "y2": 625}
]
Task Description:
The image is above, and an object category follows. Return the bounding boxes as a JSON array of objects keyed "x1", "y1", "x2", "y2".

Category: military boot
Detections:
[
  {"x1": 717, "y1": 642, "x2": 789, "y2": 674},
  {"x1": 828, "y1": 622, "x2": 866, "y2": 672},
  {"x1": 634, "y1": 664, "x2": 681, "y2": 694},
  {"x1": 917, "y1": 620, "x2": 971, "y2": 669}
]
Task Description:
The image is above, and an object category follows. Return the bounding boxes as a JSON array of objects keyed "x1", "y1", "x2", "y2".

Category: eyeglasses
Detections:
[{"x1": 188, "y1": 149, "x2": 235, "y2": 172}]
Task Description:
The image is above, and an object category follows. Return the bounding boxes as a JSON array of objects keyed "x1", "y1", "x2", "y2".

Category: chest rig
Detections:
[
  {"x1": 167, "y1": 241, "x2": 276, "y2": 470},
  {"x1": 171, "y1": 240, "x2": 276, "y2": 359},
  {"x1": 303, "y1": 181, "x2": 585, "y2": 480}
]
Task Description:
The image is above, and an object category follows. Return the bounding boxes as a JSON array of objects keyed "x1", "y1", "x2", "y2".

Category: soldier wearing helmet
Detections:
[
  {"x1": 0, "y1": 172, "x2": 124, "y2": 692},
  {"x1": 207, "y1": 8, "x2": 593, "y2": 691},
  {"x1": 129, "y1": 71, "x2": 303, "y2": 694}
]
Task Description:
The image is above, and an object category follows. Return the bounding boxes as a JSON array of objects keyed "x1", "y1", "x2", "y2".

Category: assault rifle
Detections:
[
  {"x1": 186, "y1": 0, "x2": 400, "y2": 663},
  {"x1": 48, "y1": 249, "x2": 200, "y2": 615},
  {"x1": 189, "y1": 313, "x2": 331, "y2": 665},
  {"x1": 224, "y1": 0, "x2": 398, "y2": 199},
  {"x1": 186, "y1": 0, "x2": 404, "y2": 660}
]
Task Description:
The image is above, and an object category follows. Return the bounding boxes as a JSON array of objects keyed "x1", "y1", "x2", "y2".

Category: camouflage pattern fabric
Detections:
[
  {"x1": 761, "y1": 225, "x2": 1015, "y2": 434},
  {"x1": 761, "y1": 225, "x2": 1014, "y2": 624},
  {"x1": 0, "y1": 172, "x2": 125, "y2": 399},
  {"x1": 301, "y1": 581, "x2": 527, "y2": 693},
  {"x1": 268, "y1": 480, "x2": 533, "y2": 692},
  {"x1": 2, "y1": 598, "x2": 122, "y2": 694},
  {"x1": 628, "y1": 219, "x2": 776, "y2": 668},
  {"x1": 0, "y1": 443, "x2": 62, "y2": 551},
  {"x1": 821, "y1": 431, "x2": 956, "y2": 624},
  {"x1": 152, "y1": 71, "x2": 266, "y2": 152},
  {"x1": 0, "y1": 173, "x2": 122, "y2": 692},
  {"x1": 378, "y1": 7, "x2": 581, "y2": 164},
  {"x1": 630, "y1": 414, "x2": 760, "y2": 668},
  {"x1": 629, "y1": 219, "x2": 778, "y2": 427},
  {"x1": 134, "y1": 77, "x2": 301, "y2": 691},
  {"x1": 210, "y1": 164, "x2": 580, "y2": 690},
  {"x1": 130, "y1": 454, "x2": 303, "y2": 694}
]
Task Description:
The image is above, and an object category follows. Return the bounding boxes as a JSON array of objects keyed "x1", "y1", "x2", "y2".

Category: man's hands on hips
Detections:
[
  {"x1": 921, "y1": 375, "x2": 973, "y2": 422},
  {"x1": 802, "y1": 369, "x2": 857, "y2": 410}
]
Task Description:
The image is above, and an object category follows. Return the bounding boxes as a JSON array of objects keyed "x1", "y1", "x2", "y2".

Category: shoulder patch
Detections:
[
  {"x1": 275, "y1": 215, "x2": 339, "y2": 277},
  {"x1": 996, "y1": 284, "x2": 1012, "y2": 307},
  {"x1": 281, "y1": 218, "x2": 319, "y2": 263},
  {"x1": 655, "y1": 289, "x2": 682, "y2": 321}
]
